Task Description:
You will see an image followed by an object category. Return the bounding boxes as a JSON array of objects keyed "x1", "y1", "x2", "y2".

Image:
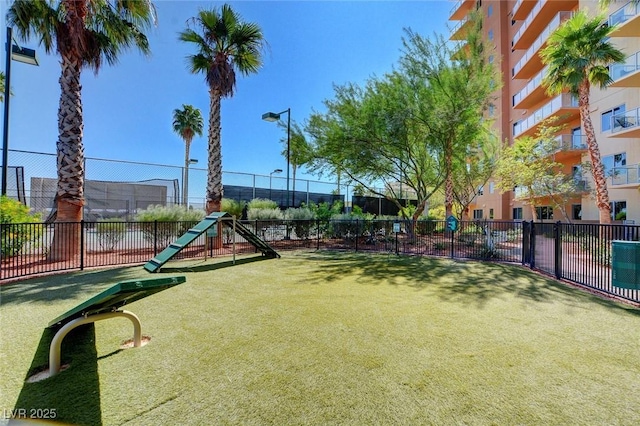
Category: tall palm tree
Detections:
[
  {"x1": 179, "y1": 5, "x2": 265, "y2": 214},
  {"x1": 0, "y1": 72, "x2": 5, "y2": 103},
  {"x1": 8, "y1": 0, "x2": 156, "y2": 260},
  {"x1": 540, "y1": 11, "x2": 625, "y2": 224},
  {"x1": 172, "y1": 104, "x2": 204, "y2": 206}
]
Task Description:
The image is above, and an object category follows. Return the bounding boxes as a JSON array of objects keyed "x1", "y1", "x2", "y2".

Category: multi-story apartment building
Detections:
[{"x1": 449, "y1": 0, "x2": 640, "y2": 223}]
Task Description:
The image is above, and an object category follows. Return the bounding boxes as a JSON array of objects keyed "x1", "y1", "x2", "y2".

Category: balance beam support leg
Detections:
[{"x1": 49, "y1": 310, "x2": 141, "y2": 377}]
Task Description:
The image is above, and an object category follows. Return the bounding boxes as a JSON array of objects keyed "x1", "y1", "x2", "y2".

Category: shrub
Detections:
[
  {"x1": 96, "y1": 219, "x2": 126, "y2": 251},
  {"x1": 222, "y1": 198, "x2": 245, "y2": 218},
  {"x1": 0, "y1": 196, "x2": 42, "y2": 257},
  {"x1": 248, "y1": 198, "x2": 279, "y2": 210},
  {"x1": 286, "y1": 207, "x2": 316, "y2": 240},
  {"x1": 135, "y1": 205, "x2": 205, "y2": 247},
  {"x1": 248, "y1": 208, "x2": 283, "y2": 221}
]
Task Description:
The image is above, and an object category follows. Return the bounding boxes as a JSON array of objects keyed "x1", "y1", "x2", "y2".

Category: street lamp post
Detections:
[
  {"x1": 182, "y1": 158, "x2": 198, "y2": 207},
  {"x1": 2, "y1": 27, "x2": 39, "y2": 196},
  {"x1": 261, "y1": 108, "x2": 291, "y2": 208},
  {"x1": 269, "y1": 168, "x2": 283, "y2": 202}
]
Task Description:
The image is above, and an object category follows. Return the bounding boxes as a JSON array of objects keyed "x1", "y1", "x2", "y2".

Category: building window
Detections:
[
  {"x1": 488, "y1": 5, "x2": 493, "y2": 17},
  {"x1": 611, "y1": 201, "x2": 627, "y2": 221},
  {"x1": 488, "y1": 29, "x2": 494, "y2": 41},
  {"x1": 488, "y1": 55, "x2": 494, "y2": 63},
  {"x1": 602, "y1": 104, "x2": 625, "y2": 132},
  {"x1": 603, "y1": 152, "x2": 626, "y2": 178},
  {"x1": 489, "y1": 208, "x2": 494, "y2": 219},
  {"x1": 488, "y1": 104, "x2": 495, "y2": 116},
  {"x1": 489, "y1": 182, "x2": 495, "y2": 194},
  {"x1": 572, "y1": 204, "x2": 582, "y2": 221},
  {"x1": 513, "y1": 208, "x2": 523, "y2": 220},
  {"x1": 535, "y1": 206, "x2": 553, "y2": 220},
  {"x1": 473, "y1": 209, "x2": 483, "y2": 219}
]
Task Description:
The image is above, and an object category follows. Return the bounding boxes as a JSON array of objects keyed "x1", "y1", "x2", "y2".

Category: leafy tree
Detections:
[
  {"x1": 403, "y1": 12, "x2": 499, "y2": 221},
  {"x1": 540, "y1": 11, "x2": 625, "y2": 224},
  {"x1": 8, "y1": 0, "x2": 156, "y2": 260},
  {"x1": 307, "y1": 20, "x2": 497, "y2": 223},
  {"x1": 179, "y1": 5, "x2": 266, "y2": 214},
  {"x1": 172, "y1": 104, "x2": 204, "y2": 206},
  {"x1": 495, "y1": 121, "x2": 585, "y2": 222}
]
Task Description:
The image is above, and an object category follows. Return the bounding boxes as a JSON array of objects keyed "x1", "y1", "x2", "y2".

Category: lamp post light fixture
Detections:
[
  {"x1": 261, "y1": 108, "x2": 291, "y2": 208},
  {"x1": 269, "y1": 168, "x2": 283, "y2": 202},
  {"x1": 182, "y1": 158, "x2": 198, "y2": 207},
  {"x1": 2, "y1": 27, "x2": 39, "y2": 196}
]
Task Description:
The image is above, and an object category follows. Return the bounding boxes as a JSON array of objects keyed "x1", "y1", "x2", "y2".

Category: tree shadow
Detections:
[
  {"x1": 300, "y1": 252, "x2": 640, "y2": 315},
  {"x1": 158, "y1": 254, "x2": 274, "y2": 274},
  {"x1": 11, "y1": 324, "x2": 102, "y2": 425},
  {"x1": 0, "y1": 266, "x2": 144, "y2": 307}
]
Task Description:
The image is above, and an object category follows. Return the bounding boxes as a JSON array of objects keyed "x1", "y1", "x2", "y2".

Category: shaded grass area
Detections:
[{"x1": 1, "y1": 252, "x2": 639, "y2": 425}]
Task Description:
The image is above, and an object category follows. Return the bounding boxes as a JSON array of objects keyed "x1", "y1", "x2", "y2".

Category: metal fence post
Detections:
[
  {"x1": 153, "y1": 220, "x2": 158, "y2": 256},
  {"x1": 554, "y1": 221, "x2": 562, "y2": 279},
  {"x1": 530, "y1": 221, "x2": 536, "y2": 269},
  {"x1": 355, "y1": 219, "x2": 359, "y2": 252},
  {"x1": 80, "y1": 220, "x2": 85, "y2": 270}
]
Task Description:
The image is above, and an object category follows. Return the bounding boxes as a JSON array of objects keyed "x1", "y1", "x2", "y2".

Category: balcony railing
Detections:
[
  {"x1": 554, "y1": 134, "x2": 587, "y2": 151},
  {"x1": 610, "y1": 51, "x2": 640, "y2": 81},
  {"x1": 513, "y1": 94, "x2": 578, "y2": 136},
  {"x1": 513, "y1": 0, "x2": 525, "y2": 17},
  {"x1": 450, "y1": 16, "x2": 470, "y2": 40},
  {"x1": 512, "y1": 12, "x2": 571, "y2": 77},
  {"x1": 512, "y1": 0, "x2": 543, "y2": 47},
  {"x1": 612, "y1": 106, "x2": 640, "y2": 133},
  {"x1": 611, "y1": 165, "x2": 640, "y2": 185},
  {"x1": 608, "y1": 0, "x2": 639, "y2": 27},
  {"x1": 513, "y1": 66, "x2": 548, "y2": 107}
]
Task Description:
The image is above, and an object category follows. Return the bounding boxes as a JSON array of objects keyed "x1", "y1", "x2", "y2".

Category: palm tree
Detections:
[
  {"x1": 179, "y1": 5, "x2": 265, "y2": 214},
  {"x1": 540, "y1": 11, "x2": 625, "y2": 224},
  {"x1": 0, "y1": 72, "x2": 5, "y2": 103},
  {"x1": 8, "y1": 0, "x2": 156, "y2": 260},
  {"x1": 172, "y1": 104, "x2": 204, "y2": 206}
]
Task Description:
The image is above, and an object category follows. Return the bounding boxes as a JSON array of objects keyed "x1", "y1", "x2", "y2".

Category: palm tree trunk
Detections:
[
  {"x1": 206, "y1": 90, "x2": 223, "y2": 214},
  {"x1": 579, "y1": 84, "x2": 611, "y2": 224},
  {"x1": 50, "y1": 54, "x2": 85, "y2": 261}
]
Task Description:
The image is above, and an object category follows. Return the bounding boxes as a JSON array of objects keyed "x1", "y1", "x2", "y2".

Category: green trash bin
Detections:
[{"x1": 611, "y1": 240, "x2": 640, "y2": 290}]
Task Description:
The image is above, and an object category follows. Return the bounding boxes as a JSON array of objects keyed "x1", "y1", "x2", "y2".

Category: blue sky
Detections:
[{"x1": 3, "y1": 0, "x2": 451, "y2": 190}]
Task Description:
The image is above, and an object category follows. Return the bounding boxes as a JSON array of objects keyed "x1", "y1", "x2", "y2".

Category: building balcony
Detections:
[
  {"x1": 449, "y1": 0, "x2": 475, "y2": 21},
  {"x1": 513, "y1": 66, "x2": 548, "y2": 109},
  {"x1": 608, "y1": 0, "x2": 640, "y2": 37},
  {"x1": 513, "y1": 93, "x2": 579, "y2": 138},
  {"x1": 512, "y1": 0, "x2": 577, "y2": 50},
  {"x1": 450, "y1": 16, "x2": 473, "y2": 40},
  {"x1": 609, "y1": 106, "x2": 640, "y2": 138},
  {"x1": 611, "y1": 165, "x2": 640, "y2": 186},
  {"x1": 551, "y1": 134, "x2": 587, "y2": 162},
  {"x1": 513, "y1": 0, "x2": 537, "y2": 20},
  {"x1": 514, "y1": 179, "x2": 588, "y2": 200},
  {"x1": 610, "y1": 51, "x2": 640, "y2": 88},
  {"x1": 512, "y1": 12, "x2": 571, "y2": 79}
]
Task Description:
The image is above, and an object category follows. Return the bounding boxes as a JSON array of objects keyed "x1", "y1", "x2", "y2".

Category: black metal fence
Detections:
[{"x1": 2, "y1": 219, "x2": 639, "y2": 304}]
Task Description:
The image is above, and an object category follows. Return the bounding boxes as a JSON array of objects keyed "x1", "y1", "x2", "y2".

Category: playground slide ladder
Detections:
[{"x1": 144, "y1": 212, "x2": 279, "y2": 273}]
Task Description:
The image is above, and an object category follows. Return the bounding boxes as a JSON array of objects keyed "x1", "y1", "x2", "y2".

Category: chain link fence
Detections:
[{"x1": 4, "y1": 149, "x2": 349, "y2": 217}]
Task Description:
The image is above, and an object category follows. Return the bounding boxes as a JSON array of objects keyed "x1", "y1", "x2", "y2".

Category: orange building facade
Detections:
[{"x1": 449, "y1": 0, "x2": 640, "y2": 223}]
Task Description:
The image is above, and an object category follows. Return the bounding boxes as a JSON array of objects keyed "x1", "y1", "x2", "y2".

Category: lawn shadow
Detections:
[
  {"x1": 0, "y1": 266, "x2": 143, "y2": 307},
  {"x1": 300, "y1": 251, "x2": 640, "y2": 314},
  {"x1": 12, "y1": 324, "x2": 103, "y2": 425},
  {"x1": 159, "y1": 254, "x2": 274, "y2": 274}
]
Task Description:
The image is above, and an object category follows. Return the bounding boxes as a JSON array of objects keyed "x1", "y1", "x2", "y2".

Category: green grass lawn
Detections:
[{"x1": 1, "y1": 252, "x2": 639, "y2": 425}]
